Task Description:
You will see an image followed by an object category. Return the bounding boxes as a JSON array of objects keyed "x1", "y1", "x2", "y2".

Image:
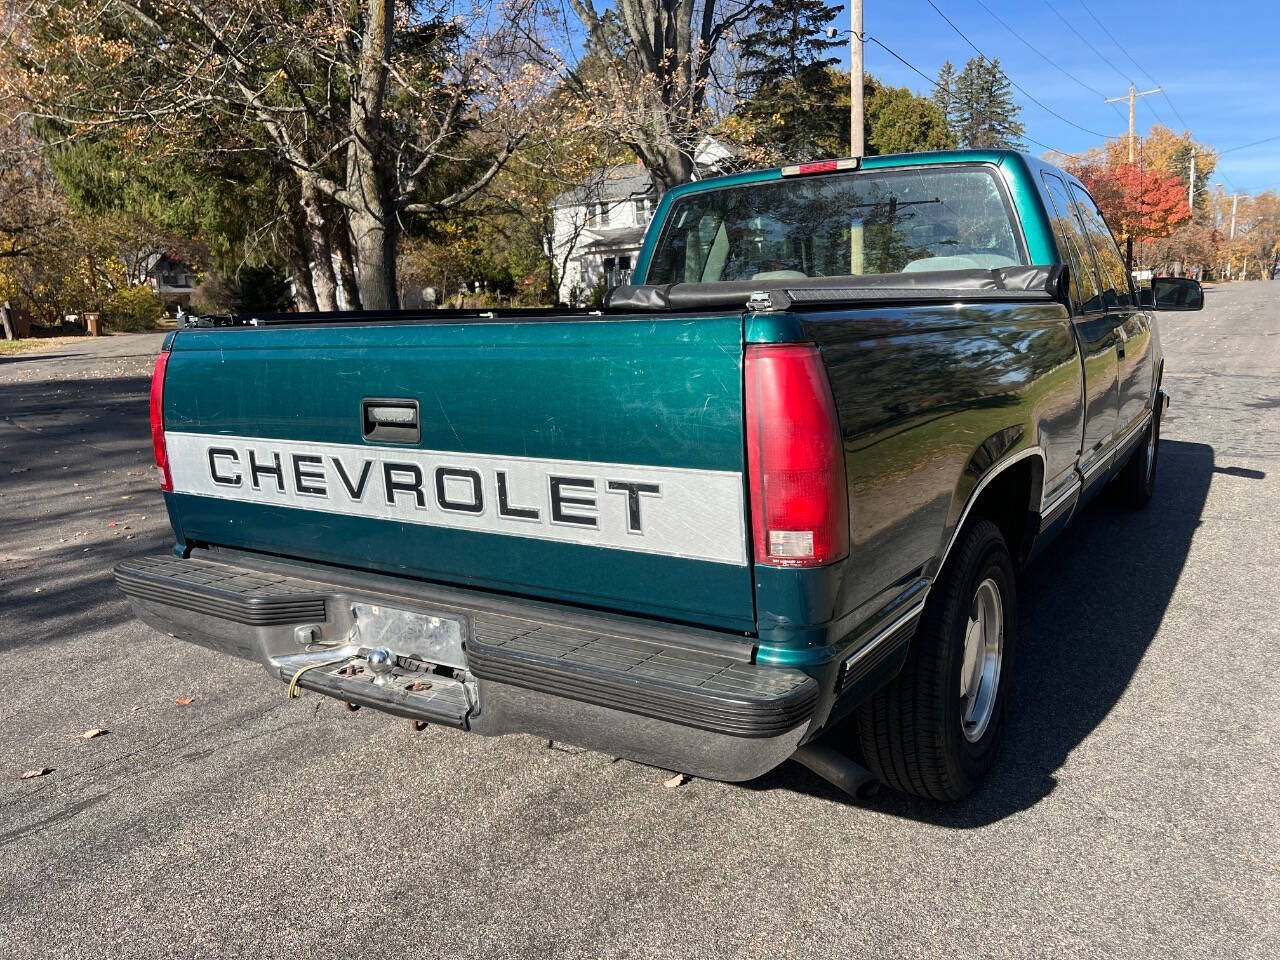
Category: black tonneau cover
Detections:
[
  {"x1": 198, "y1": 266, "x2": 1066, "y2": 327},
  {"x1": 605, "y1": 265, "x2": 1067, "y2": 312}
]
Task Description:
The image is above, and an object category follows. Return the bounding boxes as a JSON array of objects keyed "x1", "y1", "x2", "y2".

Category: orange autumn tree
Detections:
[{"x1": 1065, "y1": 158, "x2": 1191, "y2": 269}]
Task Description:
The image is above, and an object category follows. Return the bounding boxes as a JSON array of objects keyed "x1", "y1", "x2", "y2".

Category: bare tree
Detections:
[
  {"x1": 9, "y1": 0, "x2": 555, "y2": 309},
  {"x1": 566, "y1": 0, "x2": 757, "y2": 190}
]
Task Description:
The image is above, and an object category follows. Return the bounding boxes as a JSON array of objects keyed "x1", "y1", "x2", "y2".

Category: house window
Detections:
[
  {"x1": 600, "y1": 256, "x2": 632, "y2": 288},
  {"x1": 634, "y1": 197, "x2": 650, "y2": 223}
]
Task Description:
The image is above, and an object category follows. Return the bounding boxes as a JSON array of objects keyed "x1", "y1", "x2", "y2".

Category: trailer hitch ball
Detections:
[{"x1": 366, "y1": 648, "x2": 394, "y2": 672}]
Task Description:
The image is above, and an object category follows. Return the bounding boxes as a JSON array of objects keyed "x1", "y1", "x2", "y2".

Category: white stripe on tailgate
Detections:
[{"x1": 165, "y1": 432, "x2": 749, "y2": 567}]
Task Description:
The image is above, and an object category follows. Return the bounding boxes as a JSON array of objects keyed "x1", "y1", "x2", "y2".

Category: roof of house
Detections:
[
  {"x1": 554, "y1": 164, "x2": 655, "y2": 207},
  {"x1": 553, "y1": 138, "x2": 741, "y2": 208},
  {"x1": 580, "y1": 225, "x2": 648, "y2": 252}
]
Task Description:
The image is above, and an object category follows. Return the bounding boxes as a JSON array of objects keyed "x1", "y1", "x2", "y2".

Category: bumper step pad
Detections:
[
  {"x1": 467, "y1": 617, "x2": 817, "y2": 738},
  {"x1": 115, "y1": 555, "x2": 326, "y2": 626}
]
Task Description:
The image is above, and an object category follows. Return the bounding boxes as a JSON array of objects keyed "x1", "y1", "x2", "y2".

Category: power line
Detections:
[
  {"x1": 1038, "y1": 0, "x2": 1170, "y2": 128},
  {"x1": 865, "y1": 35, "x2": 939, "y2": 91},
  {"x1": 1074, "y1": 0, "x2": 1183, "y2": 130},
  {"x1": 1155, "y1": 90, "x2": 1189, "y2": 131},
  {"x1": 1218, "y1": 133, "x2": 1280, "y2": 155},
  {"x1": 865, "y1": 33, "x2": 1067, "y2": 156},
  {"x1": 968, "y1": 0, "x2": 1122, "y2": 116},
  {"x1": 922, "y1": 0, "x2": 1115, "y2": 140},
  {"x1": 1040, "y1": 0, "x2": 1131, "y2": 87}
]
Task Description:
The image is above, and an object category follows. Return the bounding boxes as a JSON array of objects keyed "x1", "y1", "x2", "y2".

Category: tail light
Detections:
[
  {"x1": 744, "y1": 343, "x2": 849, "y2": 567},
  {"x1": 149, "y1": 349, "x2": 173, "y2": 492}
]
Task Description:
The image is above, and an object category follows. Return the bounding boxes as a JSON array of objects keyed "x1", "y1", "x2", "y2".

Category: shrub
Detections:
[
  {"x1": 233, "y1": 265, "x2": 292, "y2": 313},
  {"x1": 191, "y1": 272, "x2": 236, "y2": 315},
  {"x1": 585, "y1": 276, "x2": 609, "y2": 309},
  {"x1": 192, "y1": 266, "x2": 292, "y2": 315},
  {"x1": 103, "y1": 285, "x2": 164, "y2": 332}
]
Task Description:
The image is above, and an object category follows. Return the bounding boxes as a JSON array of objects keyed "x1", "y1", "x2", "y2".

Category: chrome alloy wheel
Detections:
[
  {"x1": 1145, "y1": 423, "x2": 1157, "y2": 476},
  {"x1": 960, "y1": 577, "x2": 1004, "y2": 743}
]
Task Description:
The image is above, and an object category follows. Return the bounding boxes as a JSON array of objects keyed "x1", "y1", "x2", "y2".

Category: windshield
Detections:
[{"x1": 644, "y1": 165, "x2": 1026, "y2": 285}]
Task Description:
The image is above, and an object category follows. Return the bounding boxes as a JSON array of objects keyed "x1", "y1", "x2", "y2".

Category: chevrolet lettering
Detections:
[{"x1": 116, "y1": 150, "x2": 1200, "y2": 800}]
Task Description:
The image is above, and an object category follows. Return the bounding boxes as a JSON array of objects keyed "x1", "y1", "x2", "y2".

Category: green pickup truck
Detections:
[{"x1": 116, "y1": 150, "x2": 1203, "y2": 801}]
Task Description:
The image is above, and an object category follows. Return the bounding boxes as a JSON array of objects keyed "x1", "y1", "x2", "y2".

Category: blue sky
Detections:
[{"x1": 830, "y1": 0, "x2": 1280, "y2": 193}]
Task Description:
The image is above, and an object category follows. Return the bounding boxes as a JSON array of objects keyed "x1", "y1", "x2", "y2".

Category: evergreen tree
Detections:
[
  {"x1": 736, "y1": 1, "x2": 847, "y2": 160},
  {"x1": 933, "y1": 60, "x2": 957, "y2": 120},
  {"x1": 936, "y1": 57, "x2": 1025, "y2": 149}
]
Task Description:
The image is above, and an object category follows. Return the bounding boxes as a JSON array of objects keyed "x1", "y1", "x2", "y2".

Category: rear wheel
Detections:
[
  {"x1": 856, "y1": 519, "x2": 1017, "y2": 801},
  {"x1": 1114, "y1": 402, "x2": 1161, "y2": 509}
]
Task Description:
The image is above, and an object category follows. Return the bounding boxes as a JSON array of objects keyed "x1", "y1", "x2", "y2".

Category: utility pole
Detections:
[
  {"x1": 850, "y1": 0, "x2": 864, "y2": 157},
  {"x1": 1104, "y1": 84, "x2": 1162, "y2": 162},
  {"x1": 1188, "y1": 152, "x2": 1196, "y2": 211},
  {"x1": 1230, "y1": 194, "x2": 1239, "y2": 239}
]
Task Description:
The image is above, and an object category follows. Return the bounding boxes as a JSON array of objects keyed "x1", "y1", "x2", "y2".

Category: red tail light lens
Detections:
[
  {"x1": 150, "y1": 349, "x2": 173, "y2": 492},
  {"x1": 744, "y1": 343, "x2": 849, "y2": 567}
]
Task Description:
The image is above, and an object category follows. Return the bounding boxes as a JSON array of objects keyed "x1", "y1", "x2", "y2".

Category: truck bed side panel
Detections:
[{"x1": 757, "y1": 301, "x2": 1083, "y2": 655}]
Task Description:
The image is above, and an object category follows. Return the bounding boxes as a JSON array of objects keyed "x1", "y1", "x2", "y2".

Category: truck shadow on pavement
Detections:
[{"x1": 753, "y1": 438, "x2": 1215, "y2": 827}]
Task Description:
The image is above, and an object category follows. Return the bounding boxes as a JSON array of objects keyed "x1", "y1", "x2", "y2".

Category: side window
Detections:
[
  {"x1": 1040, "y1": 172, "x2": 1097, "y2": 314},
  {"x1": 1069, "y1": 184, "x2": 1133, "y2": 308}
]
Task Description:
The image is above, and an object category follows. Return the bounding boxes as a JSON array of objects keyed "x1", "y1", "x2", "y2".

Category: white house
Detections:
[
  {"x1": 550, "y1": 137, "x2": 738, "y2": 305},
  {"x1": 143, "y1": 252, "x2": 198, "y2": 312}
]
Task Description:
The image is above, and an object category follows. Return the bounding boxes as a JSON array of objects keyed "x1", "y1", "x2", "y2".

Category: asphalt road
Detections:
[{"x1": 2, "y1": 288, "x2": 1277, "y2": 959}]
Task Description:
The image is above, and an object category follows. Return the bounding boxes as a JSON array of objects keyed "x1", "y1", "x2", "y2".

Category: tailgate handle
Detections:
[{"x1": 362, "y1": 398, "x2": 420, "y2": 444}]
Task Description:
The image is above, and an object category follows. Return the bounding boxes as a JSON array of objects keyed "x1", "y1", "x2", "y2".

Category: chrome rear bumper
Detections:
[{"x1": 115, "y1": 550, "x2": 816, "y2": 781}]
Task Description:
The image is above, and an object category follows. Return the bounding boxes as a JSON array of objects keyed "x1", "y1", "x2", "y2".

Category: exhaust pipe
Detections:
[{"x1": 792, "y1": 743, "x2": 879, "y2": 802}]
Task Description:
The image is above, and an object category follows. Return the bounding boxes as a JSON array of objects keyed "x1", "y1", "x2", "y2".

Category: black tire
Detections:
[
  {"x1": 1113, "y1": 402, "x2": 1161, "y2": 509},
  {"x1": 855, "y1": 519, "x2": 1017, "y2": 801}
]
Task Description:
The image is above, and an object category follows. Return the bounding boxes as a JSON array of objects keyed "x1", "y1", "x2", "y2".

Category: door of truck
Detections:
[
  {"x1": 1068, "y1": 184, "x2": 1155, "y2": 441},
  {"x1": 1040, "y1": 172, "x2": 1121, "y2": 490}
]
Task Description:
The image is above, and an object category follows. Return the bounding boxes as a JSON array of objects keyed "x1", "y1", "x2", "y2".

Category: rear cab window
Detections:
[{"x1": 644, "y1": 165, "x2": 1028, "y2": 285}]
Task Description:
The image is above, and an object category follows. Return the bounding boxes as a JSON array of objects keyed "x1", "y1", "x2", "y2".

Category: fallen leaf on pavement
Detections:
[
  {"x1": 81, "y1": 728, "x2": 108, "y2": 740},
  {"x1": 174, "y1": 696, "x2": 194, "y2": 706},
  {"x1": 663, "y1": 772, "x2": 689, "y2": 789},
  {"x1": 20, "y1": 767, "x2": 52, "y2": 780}
]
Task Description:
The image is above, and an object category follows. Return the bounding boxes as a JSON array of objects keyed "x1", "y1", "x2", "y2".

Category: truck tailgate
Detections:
[{"x1": 160, "y1": 316, "x2": 754, "y2": 631}]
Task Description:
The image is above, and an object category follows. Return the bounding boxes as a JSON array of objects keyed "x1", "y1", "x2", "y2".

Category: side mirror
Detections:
[{"x1": 1149, "y1": 276, "x2": 1204, "y2": 311}]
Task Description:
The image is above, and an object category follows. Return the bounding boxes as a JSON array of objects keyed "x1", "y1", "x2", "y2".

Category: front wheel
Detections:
[{"x1": 856, "y1": 519, "x2": 1017, "y2": 801}]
